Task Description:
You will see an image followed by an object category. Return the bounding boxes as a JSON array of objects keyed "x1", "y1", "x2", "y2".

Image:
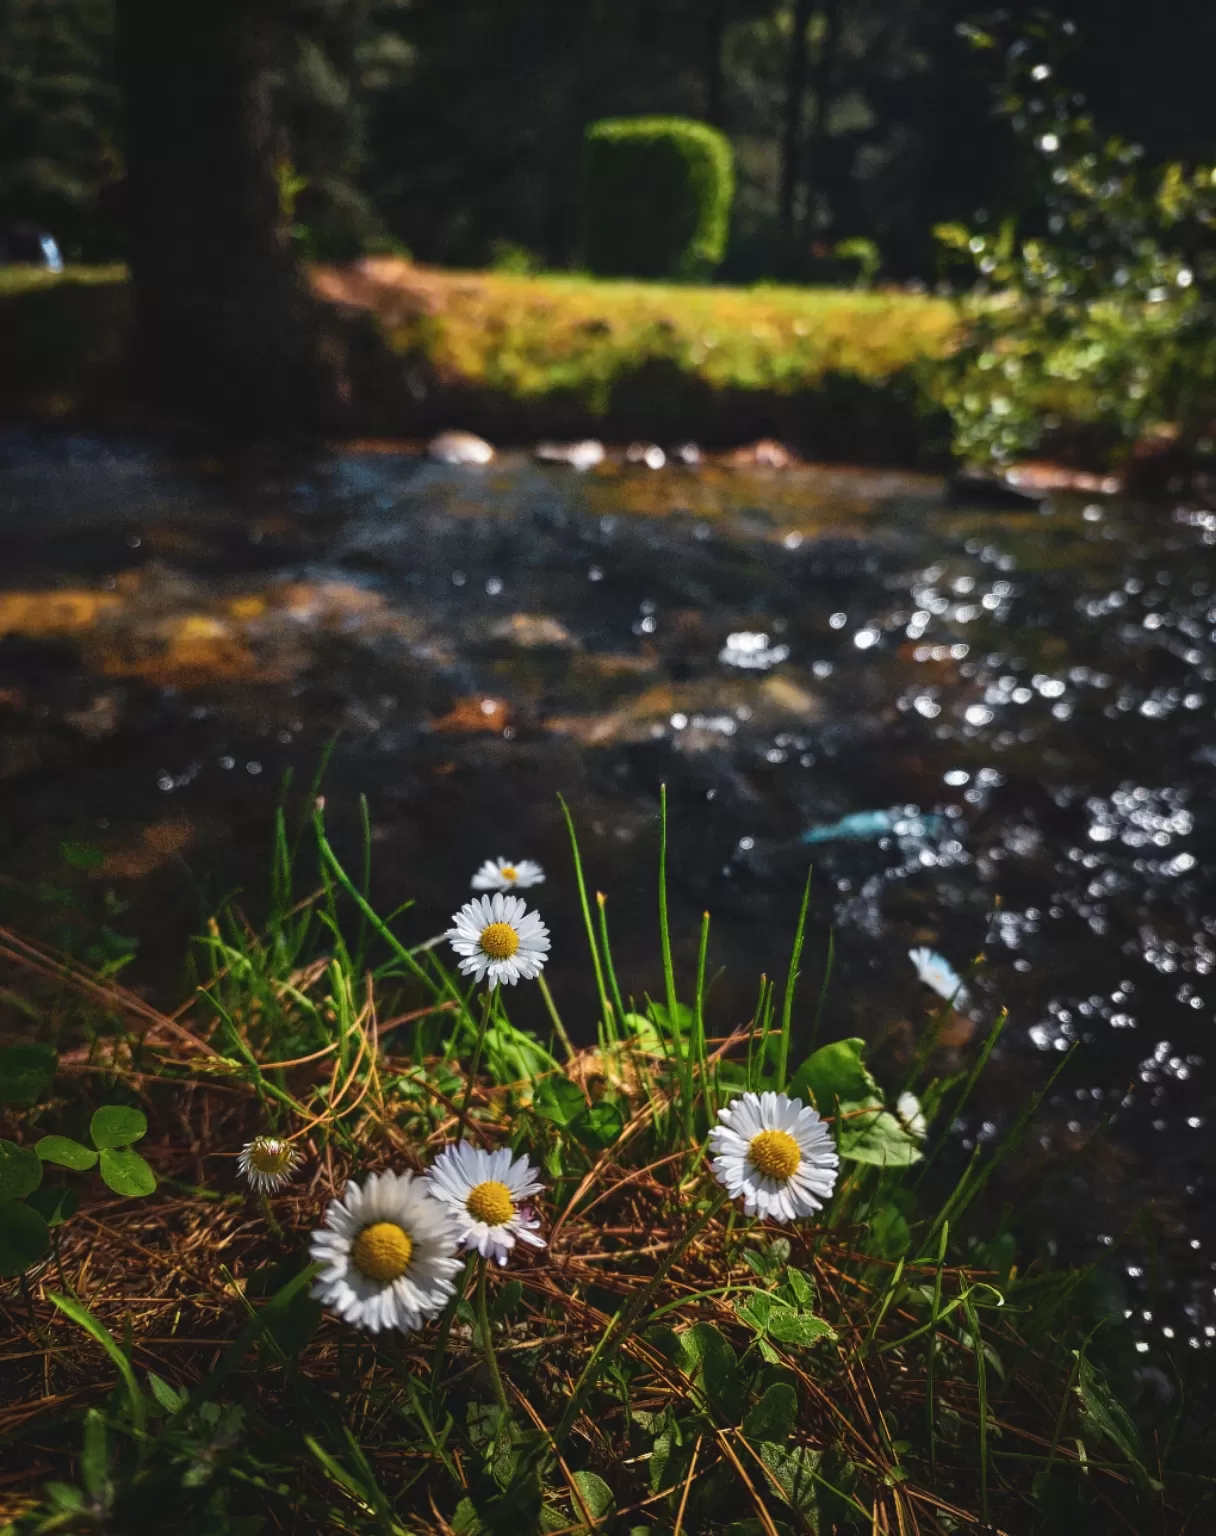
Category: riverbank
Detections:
[{"x1": 0, "y1": 263, "x2": 959, "y2": 462}]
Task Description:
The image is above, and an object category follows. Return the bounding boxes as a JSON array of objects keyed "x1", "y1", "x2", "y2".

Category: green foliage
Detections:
[
  {"x1": 934, "y1": 17, "x2": 1216, "y2": 466},
  {"x1": 0, "y1": 798, "x2": 1193, "y2": 1534},
  {"x1": 0, "y1": 1197, "x2": 50, "y2": 1275},
  {"x1": 583, "y1": 116, "x2": 734, "y2": 281},
  {"x1": 0, "y1": 1042, "x2": 58, "y2": 1105},
  {"x1": 0, "y1": 1080, "x2": 155, "y2": 1276},
  {"x1": 788, "y1": 1037, "x2": 921, "y2": 1167}
]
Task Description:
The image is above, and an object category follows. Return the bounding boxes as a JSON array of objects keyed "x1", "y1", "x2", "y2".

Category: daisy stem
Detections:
[
  {"x1": 475, "y1": 1258, "x2": 511, "y2": 1428},
  {"x1": 549, "y1": 1187, "x2": 729, "y2": 1451},
  {"x1": 258, "y1": 1191, "x2": 284, "y2": 1239},
  {"x1": 429, "y1": 1254, "x2": 475, "y2": 1392},
  {"x1": 456, "y1": 988, "x2": 495, "y2": 1138},
  {"x1": 536, "y1": 972, "x2": 576, "y2": 1066}
]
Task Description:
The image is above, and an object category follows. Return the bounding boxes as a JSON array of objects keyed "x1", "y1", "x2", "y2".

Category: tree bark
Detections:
[
  {"x1": 705, "y1": 0, "x2": 727, "y2": 127},
  {"x1": 778, "y1": 0, "x2": 814, "y2": 234},
  {"x1": 114, "y1": 0, "x2": 336, "y2": 436},
  {"x1": 803, "y1": 0, "x2": 842, "y2": 234}
]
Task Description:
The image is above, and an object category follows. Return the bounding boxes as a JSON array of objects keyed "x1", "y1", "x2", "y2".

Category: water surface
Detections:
[{"x1": 0, "y1": 430, "x2": 1212, "y2": 1360}]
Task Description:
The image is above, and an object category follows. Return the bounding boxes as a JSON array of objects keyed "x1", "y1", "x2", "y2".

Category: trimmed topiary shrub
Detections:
[{"x1": 583, "y1": 116, "x2": 734, "y2": 281}]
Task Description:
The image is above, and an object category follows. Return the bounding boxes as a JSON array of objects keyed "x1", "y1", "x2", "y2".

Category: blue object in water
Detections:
[
  {"x1": 39, "y1": 234, "x2": 63, "y2": 273},
  {"x1": 801, "y1": 809, "x2": 896, "y2": 844}
]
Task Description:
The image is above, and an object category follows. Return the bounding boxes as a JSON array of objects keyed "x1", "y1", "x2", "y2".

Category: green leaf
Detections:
[
  {"x1": 99, "y1": 1146, "x2": 157, "y2": 1197},
  {"x1": 787, "y1": 1038, "x2": 876, "y2": 1113},
  {"x1": 756, "y1": 1441, "x2": 822, "y2": 1520},
  {"x1": 0, "y1": 1139, "x2": 43, "y2": 1200},
  {"x1": 146, "y1": 1372, "x2": 186, "y2": 1414},
  {"x1": 736, "y1": 1291, "x2": 776, "y2": 1331},
  {"x1": 677, "y1": 1321, "x2": 742, "y2": 1419},
  {"x1": 89, "y1": 1105, "x2": 148, "y2": 1149},
  {"x1": 785, "y1": 1267, "x2": 815, "y2": 1308},
  {"x1": 0, "y1": 1199, "x2": 51, "y2": 1275},
  {"x1": 45, "y1": 1482, "x2": 86, "y2": 1513},
  {"x1": 570, "y1": 1100, "x2": 624, "y2": 1148},
  {"x1": 80, "y1": 1409, "x2": 110, "y2": 1503},
  {"x1": 26, "y1": 1184, "x2": 79, "y2": 1227},
  {"x1": 767, "y1": 1308, "x2": 837, "y2": 1348},
  {"x1": 49, "y1": 1291, "x2": 146, "y2": 1432},
  {"x1": 533, "y1": 1074, "x2": 586, "y2": 1127},
  {"x1": 36, "y1": 1135, "x2": 99, "y2": 1171},
  {"x1": 621, "y1": 1012, "x2": 666, "y2": 1054},
  {"x1": 491, "y1": 1278, "x2": 523, "y2": 1321},
  {"x1": 1075, "y1": 1354, "x2": 1146, "y2": 1466},
  {"x1": 0, "y1": 1042, "x2": 58, "y2": 1106},
  {"x1": 837, "y1": 1100, "x2": 921, "y2": 1167},
  {"x1": 61, "y1": 840, "x2": 105, "y2": 871},
  {"x1": 865, "y1": 1204, "x2": 912, "y2": 1260},
  {"x1": 743, "y1": 1383, "x2": 798, "y2": 1444},
  {"x1": 571, "y1": 1470, "x2": 615, "y2": 1520}
]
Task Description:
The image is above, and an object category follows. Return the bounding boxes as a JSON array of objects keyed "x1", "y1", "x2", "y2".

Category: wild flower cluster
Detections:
[{"x1": 240, "y1": 856, "x2": 841, "y2": 1344}]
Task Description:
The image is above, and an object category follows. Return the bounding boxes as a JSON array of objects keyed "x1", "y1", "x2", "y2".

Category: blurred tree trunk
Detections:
[
  {"x1": 779, "y1": 0, "x2": 814, "y2": 234},
  {"x1": 114, "y1": 0, "x2": 336, "y2": 435},
  {"x1": 803, "y1": 0, "x2": 842, "y2": 233},
  {"x1": 705, "y1": 0, "x2": 727, "y2": 126}
]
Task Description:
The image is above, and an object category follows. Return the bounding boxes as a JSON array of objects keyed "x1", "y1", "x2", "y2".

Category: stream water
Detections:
[{"x1": 0, "y1": 428, "x2": 1212, "y2": 1363}]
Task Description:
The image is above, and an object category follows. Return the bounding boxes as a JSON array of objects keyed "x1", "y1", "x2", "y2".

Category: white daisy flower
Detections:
[
  {"x1": 309, "y1": 1171, "x2": 463, "y2": 1334},
  {"x1": 709, "y1": 1091, "x2": 839, "y2": 1223},
  {"x1": 896, "y1": 1091, "x2": 928, "y2": 1140},
  {"x1": 238, "y1": 1135, "x2": 302, "y2": 1192},
  {"x1": 471, "y1": 857, "x2": 545, "y2": 892},
  {"x1": 425, "y1": 1142, "x2": 546, "y2": 1266},
  {"x1": 908, "y1": 947, "x2": 967, "y2": 1005},
  {"x1": 447, "y1": 892, "x2": 550, "y2": 987}
]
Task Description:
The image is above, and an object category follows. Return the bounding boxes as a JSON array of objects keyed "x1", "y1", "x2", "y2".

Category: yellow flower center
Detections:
[
  {"x1": 249, "y1": 1138, "x2": 291, "y2": 1173},
  {"x1": 479, "y1": 922, "x2": 520, "y2": 960},
  {"x1": 465, "y1": 1180, "x2": 515, "y2": 1226},
  {"x1": 748, "y1": 1129, "x2": 801, "y2": 1181},
  {"x1": 500, "y1": 865, "x2": 517, "y2": 881},
  {"x1": 351, "y1": 1221, "x2": 414, "y2": 1282}
]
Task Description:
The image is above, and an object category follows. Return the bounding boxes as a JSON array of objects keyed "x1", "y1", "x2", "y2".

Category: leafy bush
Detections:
[
  {"x1": 934, "y1": 15, "x2": 1216, "y2": 467},
  {"x1": 583, "y1": 116, "x2": 734, "y2": 281}
]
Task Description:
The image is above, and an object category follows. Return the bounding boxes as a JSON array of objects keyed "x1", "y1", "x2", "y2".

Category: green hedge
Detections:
[{"x1": 583, "y1": 116, "x2": 734, "y2": 281}]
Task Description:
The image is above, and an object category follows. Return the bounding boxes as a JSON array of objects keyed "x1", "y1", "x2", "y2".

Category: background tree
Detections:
[{"x1": 113, "y1": 0, "x2": 336, "y2": 432}]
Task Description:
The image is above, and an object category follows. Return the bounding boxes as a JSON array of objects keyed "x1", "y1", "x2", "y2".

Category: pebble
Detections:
[
  {"x1": 427, "y1": 430, "x2": 495, "y2": 466},
  {"x1": 534, "y1": 439, "x2": 606, "y2": 471}
]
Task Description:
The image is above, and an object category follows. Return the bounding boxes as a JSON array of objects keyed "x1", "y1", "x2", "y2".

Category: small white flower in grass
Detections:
[
  {"x1": 238, "y1": 1135, "x2": 301, "y2": 1192},
  {"x1": 472, "y1": 857, "x2": 545, "y2": 892},
  {"x1": 309, "y1": 1171, "x2": 463, "y2": 1334},
  {"x1": 709, "y1": 1091, "x2": 839, "y2": 1223},
  {"x1": 896, "y1": 1092, "x2": 928, "y2": 1140},
  {"x1": 447, "y1": 892, "x2": 550, "y2": 987},
  {"x1": 908, "y1": 947, "x2": 967, "y2": 1004},
  {"x1": 426, "y1": 1142, "x2": 546, "y2": 1266}
]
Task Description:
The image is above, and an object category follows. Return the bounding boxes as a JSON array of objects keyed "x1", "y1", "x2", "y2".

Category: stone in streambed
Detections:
[{"x1": 427, "y1": 430, "x2": 495, "y2": 465}]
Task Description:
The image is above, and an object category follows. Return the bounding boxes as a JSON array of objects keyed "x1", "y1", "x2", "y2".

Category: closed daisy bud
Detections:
[{"x1": 238, "y1": 1136, "x2": 301, "y2": 1193}]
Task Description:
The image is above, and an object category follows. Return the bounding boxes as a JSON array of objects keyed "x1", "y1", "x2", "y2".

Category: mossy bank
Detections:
[{"x1": 0, "y1": 263, "x2": 960, "y2": 462}]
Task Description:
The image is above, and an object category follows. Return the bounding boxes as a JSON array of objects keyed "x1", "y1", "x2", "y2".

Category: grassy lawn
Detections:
[{"x1": 0, "y1": 263, "x2": 960, "y2": 455}]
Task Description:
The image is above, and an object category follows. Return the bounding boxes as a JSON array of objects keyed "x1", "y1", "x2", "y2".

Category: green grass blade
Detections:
[
  {"x1": 48, "y1": 1292, "x2": 145, "y2": 1434},
  {"x1": 776, "y1": 864, "x2": 812, "y2": 1089},
  {"x1": 558, "y1": 794, "x2": 612, "y2": 1044}
]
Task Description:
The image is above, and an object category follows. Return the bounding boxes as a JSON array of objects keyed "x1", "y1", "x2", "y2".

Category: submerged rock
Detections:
[
  {"x1": 535, "y1": 439, "x2": 605, "y2": 471},
  {"x1": 427, "y1": 430, "x2": 495, "y2": 466},
  {"x1": 625, "y1": 442, "x2": 666, "y2": 469},
  {"x1": 727, "y1": 438, "x2": 797, "y2": 468}
]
